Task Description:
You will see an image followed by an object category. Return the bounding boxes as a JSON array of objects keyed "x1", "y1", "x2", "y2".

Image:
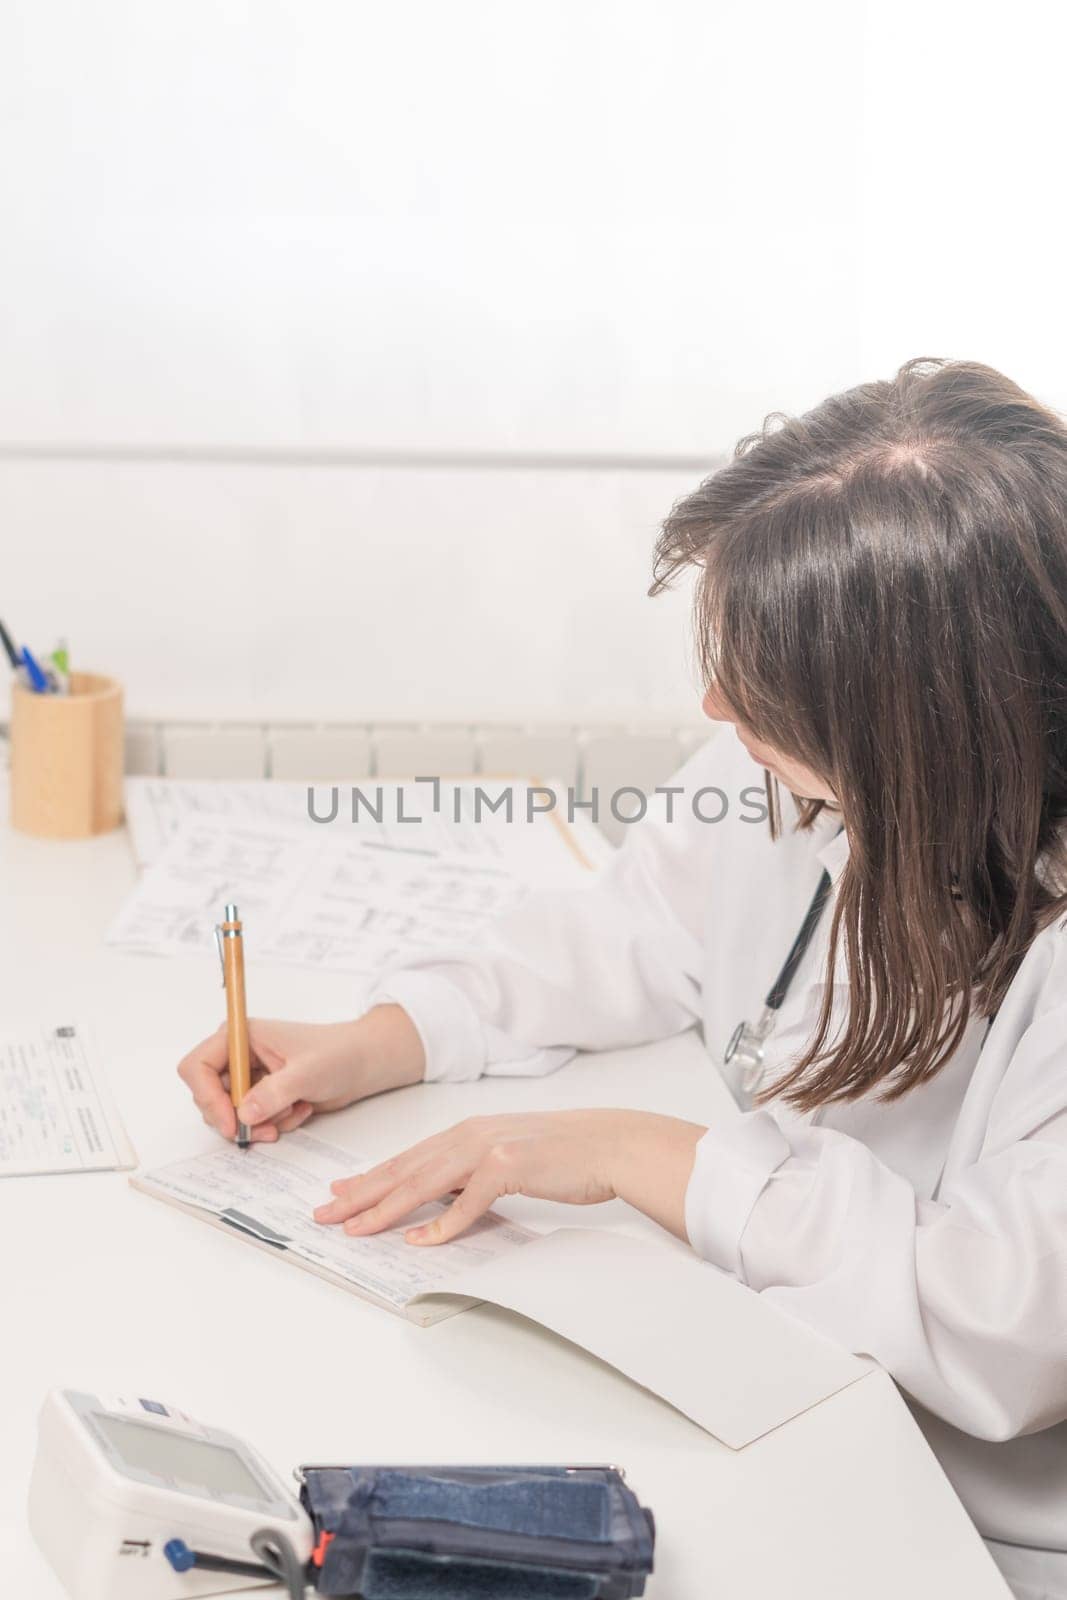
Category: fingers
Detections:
[
  {"x1": 312, "y1": 1161, "x2": 401, "y2": 1223},
  {"x1": 324, "y1": 1120, "x2": 486, "y2": 1206},
  {"x1": 273, "y1": 1102, "x2": 314, "y2": 1135},
  {"x1": 178, "y1": 1026, "x2": 237, "y2": 1138},
  {"x1": 314, "y1": 1133, "x2": 524, "y2": 1244},
  {"x1": 316, "y1": 1138, "x2": 449, "y2": 1219},
  {"x1": 249, "y1": 1122, "x2": 280, "y2": 1143},
  {"x1": 407, "y1": 1163, "x2": 506, "y2": 1245},
  {"x1": 326, "y1": 1144, "x2": 431, "y2": 1204},
  {"x1": 315, "y1": 1149, "x2": 474, "y2": 1234},
  {"x1": 314, "y1": 1119, "x2": 502, "y2": 1232},
  {"x1": 179, "y1": 1022, "x2": 316, "y2": 1144},
  {"x1": 236, "y1": 1063, "x2": 309, "y2": 1129},
  {"x1": 315, "y1": 1119, "x2": 481, "y2": 1217}
]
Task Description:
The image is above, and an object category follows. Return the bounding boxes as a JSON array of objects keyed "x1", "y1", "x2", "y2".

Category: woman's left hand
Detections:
[{"x1": 314, "y1": 1109, "x2": 707, "y2": 1246}]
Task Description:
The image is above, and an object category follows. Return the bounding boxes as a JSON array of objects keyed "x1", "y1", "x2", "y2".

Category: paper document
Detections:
[
  {"x1": 125, "y1": 777, "x2": 606, "y2": 874},
  {"x1": 133, "y1": 1130, "x2": 867, "y2": 1439},
  {"x1": 417, "y1": 1227, "x2": 869, "y2": 1448},
  {"x1": 126, "y1": 778, "x2": 317, "y2": 867},
  {"x1": 0, "y1": 1023, "x2": 136, "y2": 1177},
  {"x1": 107, "y1": 816, "x2": 533, "y2": 973},
  {"x1": 132, "y1": 1131, "x2": 539, "y2": 1326}
]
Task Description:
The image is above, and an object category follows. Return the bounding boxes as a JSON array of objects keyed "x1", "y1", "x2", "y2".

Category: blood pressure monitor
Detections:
[{"x1": 28, "y1": 1389, "x2": 313, "y2": 1600}]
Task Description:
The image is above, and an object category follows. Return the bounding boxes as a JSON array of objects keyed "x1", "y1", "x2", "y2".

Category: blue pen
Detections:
[{"x1": 20, "y1": 645, "x2": 51, "y2": 693}]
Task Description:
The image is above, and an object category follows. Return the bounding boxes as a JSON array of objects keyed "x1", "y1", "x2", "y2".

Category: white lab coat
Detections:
[{"x1": 369, "y1": 727, "x2": 1067, "y2": 1599}]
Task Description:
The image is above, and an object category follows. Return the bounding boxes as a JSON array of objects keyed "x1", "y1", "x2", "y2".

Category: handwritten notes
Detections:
[
  {"x1": 131, "y1": 1130, "x2": 538, "y2": 1321},
  {"x1": 107, "y1": 817, "x2": 530, "y2": 973},
  {"x1": 0, "y1": 1024, "x2": 136, "y2": 1177}
]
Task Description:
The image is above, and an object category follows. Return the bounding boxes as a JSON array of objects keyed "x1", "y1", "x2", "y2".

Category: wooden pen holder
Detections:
[{"x1": 10, "y1": 673, "x2": 124, "y2": 838}]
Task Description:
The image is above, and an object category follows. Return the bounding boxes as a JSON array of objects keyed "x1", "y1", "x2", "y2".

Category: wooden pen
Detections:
[{"x1": 217, "y1": 902, "x2": 252, "y2": 1148}]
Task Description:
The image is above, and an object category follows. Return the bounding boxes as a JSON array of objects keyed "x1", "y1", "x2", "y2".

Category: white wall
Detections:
[
  {"x1": 2, "y1": 1, "x2": 1065, "y2": 723},
  {"x1": 0, "y1": 0, "x2": 864, "y2": 455},
  {"x1": 0, "y1": 461, "x2": 701, "y2": 723},
  {"x1": 856, "y1": 0, "x2": 1067, "y2": 410}
]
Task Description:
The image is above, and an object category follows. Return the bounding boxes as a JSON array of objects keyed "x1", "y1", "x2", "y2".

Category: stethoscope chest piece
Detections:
[{"x1": 724, "y1": 1004, "x2": 778, "y2": 1095}]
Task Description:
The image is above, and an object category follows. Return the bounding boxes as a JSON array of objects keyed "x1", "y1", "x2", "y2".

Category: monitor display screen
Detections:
[{"x1": 93, "y1": 1414, "x2": 268, "y2": 1501}]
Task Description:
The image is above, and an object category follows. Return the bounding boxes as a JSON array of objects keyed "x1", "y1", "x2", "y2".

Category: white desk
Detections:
[{"x1": 0, "y1": 813, "x2": 1009, "y2": 1598}]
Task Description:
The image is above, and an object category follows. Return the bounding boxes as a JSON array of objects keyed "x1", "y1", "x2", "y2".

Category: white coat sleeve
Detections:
[
  {"x1": 685, "y1": 1066, "x2": 1067, "y2": 1441},
  {"x1": 365, "y1": 738, "x2": 742, "y2": 1082}
]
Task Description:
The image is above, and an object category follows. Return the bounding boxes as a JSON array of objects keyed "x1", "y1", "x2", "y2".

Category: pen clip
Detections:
[{"x1": 214, "y1": 924, "x2": 225, "y2": 987}]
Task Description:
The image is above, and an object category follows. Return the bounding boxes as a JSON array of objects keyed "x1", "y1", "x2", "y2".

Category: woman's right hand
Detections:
[{"x1": 176, "y1": 1005, "x2": 426, "y2": 1143}]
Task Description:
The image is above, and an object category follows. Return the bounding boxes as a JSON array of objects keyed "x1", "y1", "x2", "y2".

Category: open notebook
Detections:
[
  {"x1": 132, "y1": 1130, "x2": 868, "y2": 1447},
  {"x1": 131, "y1": 1130, "x2": 536, "y2": 1326}
]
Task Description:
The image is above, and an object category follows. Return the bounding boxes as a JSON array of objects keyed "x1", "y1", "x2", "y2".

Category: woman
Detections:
[{"x1": 179, "y1": 359, "x2": 1067, "y2": 1599}]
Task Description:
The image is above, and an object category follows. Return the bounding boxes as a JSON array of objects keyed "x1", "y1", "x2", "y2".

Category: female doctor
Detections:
[{"x1": 179, "y1": 358, "x2": 1067, "y2": 1599}]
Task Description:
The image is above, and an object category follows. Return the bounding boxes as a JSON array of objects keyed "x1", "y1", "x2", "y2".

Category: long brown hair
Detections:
[{"x1": 652, "y1": 358, "x2": 1067, "y2": 1109}]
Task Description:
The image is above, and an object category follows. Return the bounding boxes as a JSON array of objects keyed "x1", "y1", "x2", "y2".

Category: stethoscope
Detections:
[
  {"x1": 724, "y1": 827, "x2": 998, "y2": 1101},
  {"x1": 723, "y1": 839, "x2": 840, "y2": 1098}
]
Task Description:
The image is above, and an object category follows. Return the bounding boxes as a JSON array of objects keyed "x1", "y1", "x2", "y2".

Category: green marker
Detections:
[{"x1": 49, "y1": 638, "x2": 70, "y2": 694}]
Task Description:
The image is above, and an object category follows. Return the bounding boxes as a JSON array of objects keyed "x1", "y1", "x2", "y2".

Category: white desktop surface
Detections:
[{"x1": 0, "y1": 811, "x2": 1009, "y2": 1598}]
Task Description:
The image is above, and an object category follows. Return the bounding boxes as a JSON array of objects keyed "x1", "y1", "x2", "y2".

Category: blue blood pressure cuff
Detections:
[{"x1": 299, "y1": 1465, "x2": 655, "y2": 1599}]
